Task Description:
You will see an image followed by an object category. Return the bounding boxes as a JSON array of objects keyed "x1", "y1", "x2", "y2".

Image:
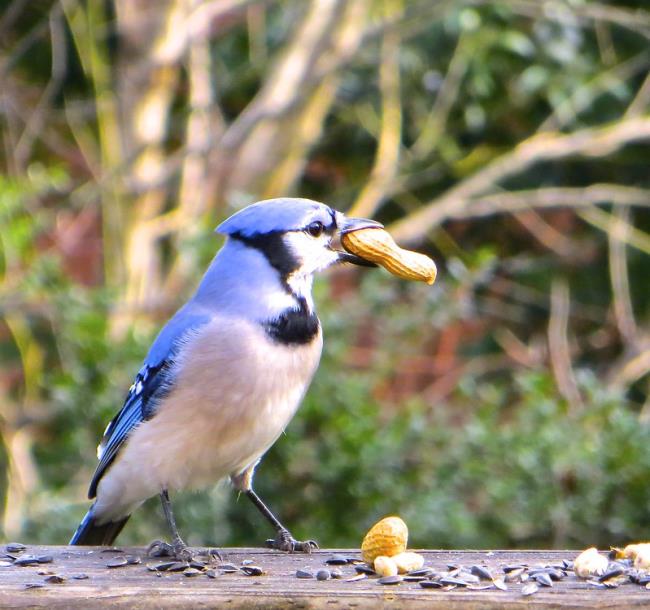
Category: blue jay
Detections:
[{"x1": 70, "y1": 198, "x2": 380, "y2": 556}]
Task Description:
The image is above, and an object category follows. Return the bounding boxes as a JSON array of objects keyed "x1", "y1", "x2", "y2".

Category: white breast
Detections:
[{"x1": 94, "y1": 316, "x2": 322, "y2": 521}]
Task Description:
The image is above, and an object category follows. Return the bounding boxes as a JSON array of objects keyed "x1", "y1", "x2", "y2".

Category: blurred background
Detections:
[{"x1": 1, "y1": 0, "x2": 649, "y2": 550}]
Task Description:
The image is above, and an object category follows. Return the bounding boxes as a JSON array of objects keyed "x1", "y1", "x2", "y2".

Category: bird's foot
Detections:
[
  {"x1": 266, "y1": 529, "x2": 319, "y2": 553},
  {"x1": 147, "y1": 538, "x2": 193, "y2": 561}
]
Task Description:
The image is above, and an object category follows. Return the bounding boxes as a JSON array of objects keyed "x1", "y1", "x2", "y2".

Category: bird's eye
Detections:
[{"x1": 306, "y1": 221, "x2": 325, "y2": 237}]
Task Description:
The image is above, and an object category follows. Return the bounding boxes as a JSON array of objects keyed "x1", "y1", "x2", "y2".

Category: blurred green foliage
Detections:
[{"x1": 1, "y1": 0, "x2": 649, "y2": 550}]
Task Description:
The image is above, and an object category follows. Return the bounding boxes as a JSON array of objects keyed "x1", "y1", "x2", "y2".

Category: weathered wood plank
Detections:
[{"x1": 0, "y1": 546, "x2": 648, "y2": 609}]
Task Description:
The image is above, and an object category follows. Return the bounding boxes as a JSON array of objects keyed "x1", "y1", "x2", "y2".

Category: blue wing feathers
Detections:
[{"x1": 87, "y1": 303, "x2": 211, "y2": 499}]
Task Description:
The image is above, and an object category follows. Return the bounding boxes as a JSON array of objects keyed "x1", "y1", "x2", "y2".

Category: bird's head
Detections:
[{"x1": 216, "y1": 198, "x2": 381, "y2": 294}]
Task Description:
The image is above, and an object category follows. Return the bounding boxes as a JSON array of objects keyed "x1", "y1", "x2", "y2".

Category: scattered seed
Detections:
[
  {"x1": 44, "y1": 575, "x2": 66, "y2": 584},
  {"x1": 471, "y1": 565, "x2": 494, "y2": 580},
  {"x1": 219, "y1": 563, "x2": 239, "y2": 573},
  {"x1": 24, "y1": 583, "x2": 44, "y2": 589},
  {"x1": 167, "y1": 562, "x2": 190, "y2": 572},
  {"x1": 0, "y1": 561, "x2": 13, "y2": 567},
  {"x1": 407, "y1": 567, "x2": 434, "y2": 577},
  {"x1": 521, "y1": 582, "x2": 539, "y2": 596},
  {"x1": 503, "y1": 564, "x2": 526, "y2": 573},
  {"x1": 125, "y1": 555, "x2": 141, "y2": 565},
  {"x1": 106, "y1": 557, "x2": 129, "y2": 568},
  {"x1": 345, "y1": 574, "x2": 367, "y2": 582},
  {"x1": 504, "y1": 567, "x2": 525, "y2": 582},
  {"x1": 14, "y1": 556, "x2": 40, "y2": 567},
  {"x1": 439, "y1": 576, "x2": 468, "y2": 587},
  {"x1": 404, "y1": 575, "x2": 427, "y2": 582},
  {"x1": 599, "y1": 566, "x2": 625, "y2": 582},
  {"x1": 325, "y1": 554, "x2": 350, "y2": 565},
  {"x1": 206, "y1": 569, "x2": 218, "y2": 579},
  {"x1": 419, "y1": 580, "x2": 443, "y2": 589},
  {"x1": 354, "y1": 564, "x2": 375, "y2": 575},
  {"x1": 533, "y1": 572, "x2": 553, "y2": 587},
  {"x1": 241, "y1": 559, "x2": 254, "y2": 566},
  {"x1": 316, "y1": 569, "x2": 331, "y2": 581},
  {"x1": 152, "y1": 562, "x2": 176, "y2": 571},
  {"x1": 101, "y1": 548, "x2": 124, "y2": 553},
  {"x1": 586, "y1": 580, "x2": 607, "y2": 588},
  {"x1": 457, "y1": 571, "x2": 480, "y2": 584},
  {"x1": 468, "y1": 584, "x2": 495, "y2": 591},
  {"x1": 36, "y1": 555, "x2": 54, "y2": 564},
  {"x1": 493, "y1": 578, "x2": 508, "y2": 591},
  {"x1": 72, "y1": 573, "x2": 89, "y2": 580},
  {"x1": 37, "y1": 570, "x2": 53, "y2": 576},
  {"x1": 330, "y1": 568, "x2": 343, "y2": 579},
  {"x1": 6, "y1": 543, "x2": 26, "y2": 553},
  {"x1": 378, "y1": 575, "x2": 402, "y2": 585},
  {"x1": 184, "y1": 568, "x2": 202, "y2": 577},
  {"x1": 296, "y1": 569, "x2": 314, "y2": 579},
  {"x1": 562, "y1": 559, "x2": 574, "y2": 570},
  {"x1": 241, "y1": 565, "x2": 264, "y2": 576},
  {"x1": 189, "y1": 560, "x2": 206, "y2": 570}
]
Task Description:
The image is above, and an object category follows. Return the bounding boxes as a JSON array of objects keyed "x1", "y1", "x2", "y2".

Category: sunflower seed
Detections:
[
  {"x1": 14, "y1": 556, "x2": 41, "y2": 567},
  {"x1": 0, "y1": 561, "x2": 13, "y2": 567},
  {"x1": 316, "y1": 569, "x2": 331, "y2": 581},
  {"x1": 152, "y1": 562, "x2": 176, "y2": 571},
  {"x1": 407, "y1": 567, "x2": 434, "y2": 577},
  {"x1": 72, "y1": 573, "x2": 89, "y2": 580},
  {"x1": 330, "y1": 568, "x2": 343, "y2": 579},
  {"x1": 533, "y1": 572, "x2": 553, "y2": 587},
  {"x1": 205, "y1": 569, "x2": 218, "y2": 578},
  {"x1": 296, "y1": 569, "x2": 314, "y2": 579},
  {"x1": 241, "y1": 559, "x2": 254, "y2": 566},
  {"x1": 37, "y1": 555, "x2": 54, "y2": 564},
  {"x1": 419, "y1": 580, "x2": 443, "y2": 589},
  {"x1": 6, "y1": 543, "x2": 26, "y2": 553},
  {"x1": 44, "y1": 574, "x2": 66, "y2": 584},
  {"x1": 521, "y1": 582, "x2": 539, "y2": 596},
  {"x1": 325, "y1": 555, "x2": 351, "y2": 565},
  {"x1": 493, "y1": 578, "x2": 508, "y2": 591},
  {"x1": 504, "y1": 567, "x2": 525, "y2": 582},
  {"x1": 471, "y1": 565, "x2": 493, "y2": 580},
  {"x1": 184, "y1": 568, "x2": 202, "y2": 577},
  {"x1": 403, "y1": 575, "x2": 427, "y2": 582},
  {"x1": 190, "y1": 560, "x2": 206, "y2": 570},
  {"x1": 599, "y1": 566, "x2": 625, "y2": 582},
  {"x1": 125, "y1": 555, "x2": 141, "y2": 565},
  {"x1": 354, "y1": 564, "x2": 375, "y2": 575},
  {"x1": 378, "y1": 575, "x2": 402, "y2": 585},
  {"x1": 440, "y1": 576, "x2": 468, "y2": 587},
  {"x1": 24, "y1": 583, "x2": 44, "y2": 589},
  {"x1": 345, "y1": 574, "x2": 367, "y2": 582},
  {"x1": 167, "y1": 562, "x2": 190, "y2": 572},
  {"x1": 219, "y1": 563, "x2": 239, "y2": 573},
  {"x1": 106, "y1": 557, "x2": 129, "y2": 568},
  {"x1": 241, "y1": 565, "x2": 264, "y2": 576}
]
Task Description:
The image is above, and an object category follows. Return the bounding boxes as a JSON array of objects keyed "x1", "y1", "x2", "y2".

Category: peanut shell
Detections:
[
  {"x1": 341, "y1": 228, "x2": 436, "y2": 285},
  {"x1": 361, "y1": 516, "x2": 408, "y2": 564}
]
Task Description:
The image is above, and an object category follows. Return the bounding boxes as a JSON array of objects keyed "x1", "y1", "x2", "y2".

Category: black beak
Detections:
[{"x1": 336, "y1": 216, "x2": 384, "y2": 267}]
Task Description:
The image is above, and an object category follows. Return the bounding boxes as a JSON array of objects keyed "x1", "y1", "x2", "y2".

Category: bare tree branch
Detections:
[{"x1": 390, "y1": 117, "x2": 650, "y2": 243}]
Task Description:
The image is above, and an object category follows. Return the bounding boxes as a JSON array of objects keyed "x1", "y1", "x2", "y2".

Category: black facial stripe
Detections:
[
  {"x1": 232, "y1": 231, "x2": 300, "y2": 280},
  {"x1": 264, "y1": 297, "x2": 320, "y2": 345}
]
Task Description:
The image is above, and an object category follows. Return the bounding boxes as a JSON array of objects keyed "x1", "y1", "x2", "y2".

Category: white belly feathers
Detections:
[{"x1": 94, "y1": 316, "x2": 322, "y2": 521}]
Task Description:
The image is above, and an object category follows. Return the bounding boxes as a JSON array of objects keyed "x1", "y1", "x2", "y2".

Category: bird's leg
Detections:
[
  {"x1": 232, "y1": 467, "x2": 318, "y2": 553},
  {"x1": 147, "y1": 489, "x2": 193, "y2": 560}
]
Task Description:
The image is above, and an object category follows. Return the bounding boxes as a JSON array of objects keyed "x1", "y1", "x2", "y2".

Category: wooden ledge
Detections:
[{"x1": 1, "y1": 546, "x2": 647, "y2": 608}]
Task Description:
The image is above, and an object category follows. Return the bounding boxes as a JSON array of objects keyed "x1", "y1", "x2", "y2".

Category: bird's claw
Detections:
[
  {"x1": 147, "y1": 539, "x2": 193, "y2": 561},
  {"x1": 266, "y1": 530, "x2": 319, "y2": 553}
]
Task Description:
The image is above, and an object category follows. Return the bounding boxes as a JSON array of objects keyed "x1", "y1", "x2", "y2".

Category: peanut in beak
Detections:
[{"x1": 341, "y1": 228, "x2": 437, "y2": 285}]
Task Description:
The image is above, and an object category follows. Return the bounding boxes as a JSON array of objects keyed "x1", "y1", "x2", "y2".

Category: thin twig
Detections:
[{"x1": 548, "y1": 280, "x2": 583, "y2": 412}]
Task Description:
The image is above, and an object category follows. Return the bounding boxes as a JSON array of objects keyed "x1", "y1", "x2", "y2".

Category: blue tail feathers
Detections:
[{"x1": 70, "y1": 506, "x2": 129, "y2": 546}]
